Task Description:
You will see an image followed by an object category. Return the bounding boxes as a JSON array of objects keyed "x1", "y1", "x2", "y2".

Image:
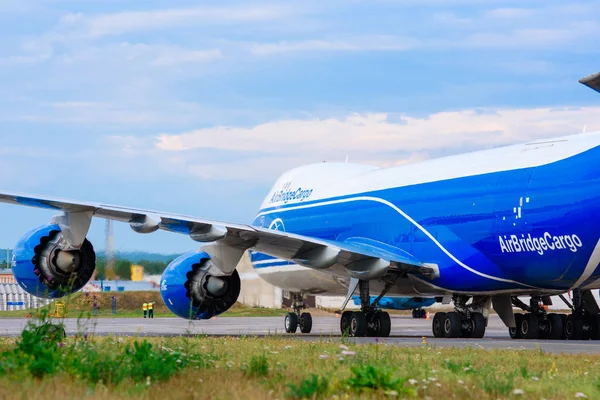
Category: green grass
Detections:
[
  {"x1": 1, "y1": 312, "x2": 600, "y2": 399},
  {"x1": 0, "y1": 294, "x2": 288, "y2": 318}
]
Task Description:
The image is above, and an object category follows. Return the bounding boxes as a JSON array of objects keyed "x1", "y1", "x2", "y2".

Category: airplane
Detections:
[{"x1": 2, "y1": 71, "x2": 600, "y2": 340}]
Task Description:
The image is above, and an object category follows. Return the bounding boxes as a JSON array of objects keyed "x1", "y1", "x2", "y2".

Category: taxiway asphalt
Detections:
[{"x1": 1, "y1": 315, "x2": 599, "y2": 354}]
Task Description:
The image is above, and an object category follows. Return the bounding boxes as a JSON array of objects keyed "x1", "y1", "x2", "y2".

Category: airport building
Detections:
[{"x1": 0, "y1": 270, "x2": 51, "y2": 311}]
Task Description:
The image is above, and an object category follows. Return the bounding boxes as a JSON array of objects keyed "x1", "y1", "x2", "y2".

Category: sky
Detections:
[{"x1": 0, "y1": 0, "x2": 598, "y2": 254}]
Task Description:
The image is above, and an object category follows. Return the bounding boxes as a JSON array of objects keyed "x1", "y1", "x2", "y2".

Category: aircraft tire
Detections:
[
  {"x1": 470, "y1": 312, "x2": 486, "y2": 338},
  {"x1": 285, "y1": 313, "x2": 298, "y2": 333},
  {"x1": 565, "y1": 314, "x2": 584, "y2": 340},
  {"x1": 593, "y1": 315, "x2": 600, "y2": 340},
  {"x1": 547, "y1": 313, "x2": 565, "y2": 340},
  {"x1": 349, "y1": 312, "x2": 368, "y2": 337},
  {"x1": 299, "y1": 313, "x2": 312, "y2": 334},
  {"x1": 432, "y1": 312, "x2": 446, "y2": 338},
  {"x1": 340, "y1": 311, "x2": 353, "y2": 336},
  {"x1": 371, "y1": 311, "x2": 391, "y2": 337},
  {"x1": 443, "y1": 312, "x2": 462, "y2": 338},
  {"x1": 520, "y1": 313, "x2": 540, "y2": 339},
  {"x1": 509, "y1": 313, "x2": 523, "y2": 339}
]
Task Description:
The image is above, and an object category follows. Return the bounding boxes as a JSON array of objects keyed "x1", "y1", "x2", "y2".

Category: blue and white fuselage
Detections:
[{"x1": 250, "y1": 132, "x2": 600, "y2": 298}]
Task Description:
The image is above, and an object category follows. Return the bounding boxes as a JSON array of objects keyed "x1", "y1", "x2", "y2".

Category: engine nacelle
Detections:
[
  {"x1": 13, "y1": 224, "x2": 96, "y2": 298},
  {"x1": 160, "y1": 251, "x2": 241, "y2": 320}
]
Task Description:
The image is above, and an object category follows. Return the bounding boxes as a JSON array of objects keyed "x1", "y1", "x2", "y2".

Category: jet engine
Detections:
[
  {"x1": 13, "y1": 224, "x2": 96, "y2": 298},
  {"x1": 160, "y1": 251, "x2": 241, "y2": 320}
]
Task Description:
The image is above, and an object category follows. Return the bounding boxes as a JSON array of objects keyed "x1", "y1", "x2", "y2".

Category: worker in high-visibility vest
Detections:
[
  {"x1": 142, "y1": 302, "x2": 148, "y2": 318},
  {"x1": 148, "y1": 302, "x2": 154, "y2": 319}
]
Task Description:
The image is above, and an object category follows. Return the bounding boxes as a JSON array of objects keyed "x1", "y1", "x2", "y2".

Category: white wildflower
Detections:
[
  {"x1": 319, "y1": 354, "x2": 329, "y2": 359},
  {"x1": 339, "y1": 344, "x2": 349, "y2": 350},
  {"x1": 341, "y1": 350, "x2": 356, "y2": 356},
  {"x1": 512, "y1": 389, "x2": 524, "y2": 396},
  {"x1": 575, "y1": 393, "x2": 588, "y2": 399},
  {"x1": 458, "y1": 380, "x2": 464, "y2": 385},
  {"x1": 408, "y1": 379, "x2": 418, "y2": 385}
]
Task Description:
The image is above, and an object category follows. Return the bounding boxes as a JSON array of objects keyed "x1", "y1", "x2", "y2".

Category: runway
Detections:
[{"x1": 2, "y1": 314, "x2": 600, "y2": 354}]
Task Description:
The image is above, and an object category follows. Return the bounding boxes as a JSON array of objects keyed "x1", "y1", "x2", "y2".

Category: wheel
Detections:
[
  {"x1": 340, "y1": 311, "x2": 353, "y2": 335},
  {"x1": 443, "y1": 312, "x2": 462, "y2": 338},
  {"x1": 547, "y1": 313, "x2": 565, "y2": 340},
  {"x1": 565, "y1": 314, "x2": 584, "y2": 340},
  {"x1": 432, "y1": 312, "x2": 446, "y2": 338},
  {"x1": 299, "y1": 313, "x2": 312, "y2": 334},
  {"x1": 284, "y1": 312, "x2": 298, "y2": 333},
  {"x1": 349, "y1": 312, "x2": 368, "y2": 337},
  {"x1": 520, "y1": 313, "x2": 540, "y2": 339},
  {"x1": 370, "y1": 312, "x2": 391, "y2": 337},
  {"x1": 509, "y1": 313, "x2": 523, "y2": 339},
  {"x1": 593, "y1": 315, "x2": 600, "y2": 340},
  {"x1": 469, "y1": 312, "x2": 486, "y2": 338}
]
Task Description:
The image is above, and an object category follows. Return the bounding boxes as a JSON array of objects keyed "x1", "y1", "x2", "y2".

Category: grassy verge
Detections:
[
  {"x1": 1, "y1": 315, "x2": 599, "y2": 399},
  {"x1": 0, "y1": 291, "x2": 288, "y2": 318}
]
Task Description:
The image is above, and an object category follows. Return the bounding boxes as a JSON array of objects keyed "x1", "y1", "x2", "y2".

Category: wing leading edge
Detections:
[{"x1": 0, "y1": 191, "x2": 435, "y2": 280}]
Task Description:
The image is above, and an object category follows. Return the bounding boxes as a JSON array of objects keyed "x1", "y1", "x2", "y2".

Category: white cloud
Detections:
[
  {"x1": 484, "y1": 7, "x2": 534, "y2": 19},
  {"x1": 156, "y1": 106, "x2": 600, "y2": 172},
  {"x1": 151, "y1": 48, "x2": 222, "y2": 67},
  {"x1": 61, "y1": 42, "x2": 222, "y2": 67},
  {"x1": 58, "y1": 5, "x2": 294, "y2": 38},
  {"x1": 460, "y1": 24, "x2": 599, "y2": 49},
  {"x1": 145, "y1": 105, "x2": 600, "y2": 182},
  {"x1": 249, "y1": 35, "x2": 419, "y2": 55}
]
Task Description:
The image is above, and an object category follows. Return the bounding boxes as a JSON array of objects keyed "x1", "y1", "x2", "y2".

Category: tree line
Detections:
[
  {"x1": 94, "y1": 258, "x2": 173, "y2": 280},
  {"x1": 0, "y1": 256, "x2": 173, "y2": 279}
]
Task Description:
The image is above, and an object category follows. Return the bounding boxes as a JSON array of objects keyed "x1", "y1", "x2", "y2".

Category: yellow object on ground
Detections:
[
  {"x1": 131, "y1": 264, "x2": 144, "y2": 281},
  {"x1": 49, "y1": 301, "x2": 66, "y2": 318}
]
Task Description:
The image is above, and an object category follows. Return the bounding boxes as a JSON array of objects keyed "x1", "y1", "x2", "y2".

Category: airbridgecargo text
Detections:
[
  {"x1": 269, "y1": 187, "x2": 313, "y2": 204},
  {"x1": 499, "y1": 232, "x2": 583, "y2": 255}
]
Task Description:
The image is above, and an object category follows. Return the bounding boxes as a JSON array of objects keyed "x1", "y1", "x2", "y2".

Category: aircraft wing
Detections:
[
  {"x1": 0, "y1": 191, "x2": 435, "y2": 280},
  {"x1": 579, "y1": 71, "x2": 600, "y2": 93}
]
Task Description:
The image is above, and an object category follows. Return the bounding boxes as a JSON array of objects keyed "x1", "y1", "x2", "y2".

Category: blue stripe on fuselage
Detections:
[{"x1": 251, "y1": 146, "x2": 600, "y2": 292}]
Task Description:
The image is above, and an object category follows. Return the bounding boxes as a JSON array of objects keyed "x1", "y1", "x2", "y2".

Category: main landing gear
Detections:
[
  {"x1": 509, "y1": 291, "x2": 600, "y2": 340},
  {"x1": 339, "y1": 280, "x2": 391, "y2": 337},
  {"x1": 432, "y1": 296, "x2": 487, "y2": 338},
  {"x1": 284, "y1": 292, "x2": 312, "y2": 334},
  {"x1": 508, "y1": 296, "x2": 566, "y2": 340}
]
